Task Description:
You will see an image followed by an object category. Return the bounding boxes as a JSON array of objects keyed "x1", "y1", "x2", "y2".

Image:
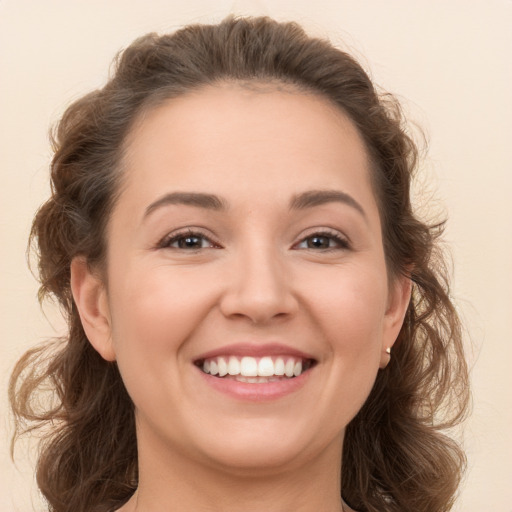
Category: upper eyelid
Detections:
[{"x1": 295, "y1": 227, "x2": 350, "y2": 243}]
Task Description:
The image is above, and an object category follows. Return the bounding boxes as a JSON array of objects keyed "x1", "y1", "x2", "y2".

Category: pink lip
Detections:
[
  {"x1": 194, "y1": 342, "x2": 316, "y2": 362},
  {"x1": 196, "y1": 365, "x2": 313, "y2": 402}
]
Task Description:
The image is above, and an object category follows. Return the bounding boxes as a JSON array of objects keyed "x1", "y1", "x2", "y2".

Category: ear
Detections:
[
  {"x1": 70, "y1": 257, "x2": 116, "y2": 361},
  {"x1": 380, "y1": 274, "x2": 412, "y2": 369}
]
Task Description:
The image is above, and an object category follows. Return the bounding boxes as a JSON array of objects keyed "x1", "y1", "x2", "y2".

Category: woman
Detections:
[{"x1": 9, "y1": 16, "x2": 469, "y2": 512}]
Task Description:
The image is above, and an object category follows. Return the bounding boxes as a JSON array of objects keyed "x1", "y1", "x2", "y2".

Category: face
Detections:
[{"x1": 73, "y1": 84, "x2": 409, "y2": 476}]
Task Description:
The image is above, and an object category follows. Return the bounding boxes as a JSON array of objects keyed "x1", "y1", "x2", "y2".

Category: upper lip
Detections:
[{"x1": 194, "y1": 343, "x2": 316, "y2": 362}]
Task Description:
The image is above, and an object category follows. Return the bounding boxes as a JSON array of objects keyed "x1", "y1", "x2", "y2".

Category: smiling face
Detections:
[{"x1": 72, "y1": 84, "x2": 410, "y2": 478}]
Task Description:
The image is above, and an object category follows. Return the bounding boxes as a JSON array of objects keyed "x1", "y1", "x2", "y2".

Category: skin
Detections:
[{"x1": 71, "y1": 84, "x2": 411, "y2": 512}]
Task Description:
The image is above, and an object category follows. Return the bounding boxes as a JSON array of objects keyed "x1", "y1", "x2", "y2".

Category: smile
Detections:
[{"x1": 196, "y1": 355, "x2": 316, "y2": 381}]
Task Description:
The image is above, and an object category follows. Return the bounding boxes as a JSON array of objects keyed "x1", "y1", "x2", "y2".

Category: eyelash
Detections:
[
  {"x1": 158, "y1": 228, "x2": 350, "y2": 252},
  {"x1": 293, "y1": 230, "x2": 350, "y2": 251},
  {"x1": 158, "y1": 229, "x2": 220, "y2": 250}
]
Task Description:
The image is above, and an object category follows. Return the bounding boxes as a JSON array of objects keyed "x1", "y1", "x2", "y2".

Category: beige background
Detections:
[{"x1": 1, "y1": 0, "x2": 511, "y2": 510}]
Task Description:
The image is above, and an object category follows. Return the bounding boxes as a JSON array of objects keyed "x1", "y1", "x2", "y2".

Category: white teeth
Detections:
[
  {"x1": 284, "y1": 359, "x2": 295, "y2": 377},
  {"x1": 258, "y1": 357, "x2": 274, "y2": 377},
  {"x1": 217, "y1": 357, "x2": 228, "y2": 377},
  {"x1": 240, "y1": 357, "x2": 258, "y2": 377},
  {"x1": 200, "y1": 355, "x2": 310, "y2": 379},
  {"x1": 209, "y1": 360, "x2": 219, "y2": 376},
  {"x1": 274, "y1": 358, "x2": 285, "y2": 375},
  {"x1": 228, "y1": 356, "x2": 240, "y2": 375}
]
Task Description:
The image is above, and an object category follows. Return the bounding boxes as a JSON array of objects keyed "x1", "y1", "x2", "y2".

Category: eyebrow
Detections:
[
  {"x1": 143, "y1": 189, "x2": 366, "y2": 220},
  {"x1": 144, "y1": 192, "x2": 228, "y2": 219},
  {"x1": 289, "y1": 189, "x2": 367, "y2": 219}
]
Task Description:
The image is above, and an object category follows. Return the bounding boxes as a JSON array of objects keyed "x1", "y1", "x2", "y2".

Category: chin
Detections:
[
  {"x1": 186, "y1": 417, "x2": 341, "y2": 475},
  {"x1": 201, "y1": 441, "x2": 310, "y2": 475}
]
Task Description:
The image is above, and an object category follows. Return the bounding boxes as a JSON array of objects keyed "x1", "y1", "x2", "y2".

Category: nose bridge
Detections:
[{"x1": 220, "y1": 236, "x2": 296, "y2": 323}]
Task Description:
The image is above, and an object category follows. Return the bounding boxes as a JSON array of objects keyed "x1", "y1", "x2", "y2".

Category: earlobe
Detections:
[
  {"x1": 70, "y1": 257, "x2": 116, "y2": 362},
  {"x1": 380, "y1": 274, "x2": 412, "y2": 369}
]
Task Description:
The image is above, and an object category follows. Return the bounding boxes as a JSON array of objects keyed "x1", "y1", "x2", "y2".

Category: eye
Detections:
[
  {"x1": 294, "y1": 231, "x2": 350, "y2": 251},
  {"x1": 158, "y1": 229, "x2": 219, "y2": 250}
]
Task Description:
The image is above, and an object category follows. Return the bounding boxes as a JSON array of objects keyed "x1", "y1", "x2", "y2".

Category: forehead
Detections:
[{"x1": 119, "y1": 84, "x2": 377, "y2": 215}]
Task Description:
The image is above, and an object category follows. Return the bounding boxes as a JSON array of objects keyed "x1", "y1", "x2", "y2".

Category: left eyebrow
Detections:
[{"x1": 289, "y1": 189, "x2": 367, "y2": 220}]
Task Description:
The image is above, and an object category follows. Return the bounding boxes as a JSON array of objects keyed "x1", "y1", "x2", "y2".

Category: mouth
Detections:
[{"x1": 194, "y1": 355, "x2": 317, "y2": 383}]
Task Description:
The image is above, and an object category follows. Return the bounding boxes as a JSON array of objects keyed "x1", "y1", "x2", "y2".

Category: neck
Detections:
[{"x1": 122, "y1": 429, "x2": 346, "y2": 512}]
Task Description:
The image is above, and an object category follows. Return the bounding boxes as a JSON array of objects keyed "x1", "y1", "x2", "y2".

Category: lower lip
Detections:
[{"x1": 196, "y1": 367, "x2": 313, "y2": 401}]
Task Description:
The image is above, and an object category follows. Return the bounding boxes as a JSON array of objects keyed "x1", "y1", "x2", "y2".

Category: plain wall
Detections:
[{"x1": 1, "y1": 0, "x2": 511, "y2": 510}]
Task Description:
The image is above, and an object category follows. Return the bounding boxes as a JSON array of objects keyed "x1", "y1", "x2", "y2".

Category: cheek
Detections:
[
  {"x1": 309, "y1": 262, "x2": 388, "y2": 341},
  {"x1": 107, "y1": 264, "x2": 217, "y2": 371},
  {"x1": 105, "y1": 265, "x2": 223, "y2": 425},
  {"x1": 306, "y1": 262, "x2": 388, "y2": 394}
]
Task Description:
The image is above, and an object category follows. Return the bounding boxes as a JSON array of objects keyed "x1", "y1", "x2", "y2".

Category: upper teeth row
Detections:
[{"x1": 202, "y1": 356, "x2": 304, "y2": 378}]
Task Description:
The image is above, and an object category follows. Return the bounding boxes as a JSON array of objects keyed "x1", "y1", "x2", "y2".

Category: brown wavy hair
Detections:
[{"x1": 9, "y1": 16, "x2": 469, "y2": 512}]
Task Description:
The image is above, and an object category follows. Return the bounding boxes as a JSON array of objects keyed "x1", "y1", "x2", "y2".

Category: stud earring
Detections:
[{"x1": 385, "y1": 347, "x2": 391, "y2": 354}]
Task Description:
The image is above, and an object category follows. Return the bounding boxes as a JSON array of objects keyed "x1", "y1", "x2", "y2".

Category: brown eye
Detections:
[
  {"x1": 306, "y1": 235, "x2": 332, "y2": 249},
  {"x1": 176, "y1": 235, "x2": 206, "y2": 249},
  {"x1": 159, "y1": 230, "x2": 218, "y2": 250},
  {"x1": 296, "y1": 232, "x2": 349, "y2": 251}
]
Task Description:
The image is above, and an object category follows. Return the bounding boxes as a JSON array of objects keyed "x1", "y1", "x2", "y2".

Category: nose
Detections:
[{"x1": 219, "y1": 244, "x2": 298, "y2": 324}]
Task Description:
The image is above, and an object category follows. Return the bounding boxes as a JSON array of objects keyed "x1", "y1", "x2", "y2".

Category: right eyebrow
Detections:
[{"x1": 143, "y1": 192, "x2": 228, "y2": 220}]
